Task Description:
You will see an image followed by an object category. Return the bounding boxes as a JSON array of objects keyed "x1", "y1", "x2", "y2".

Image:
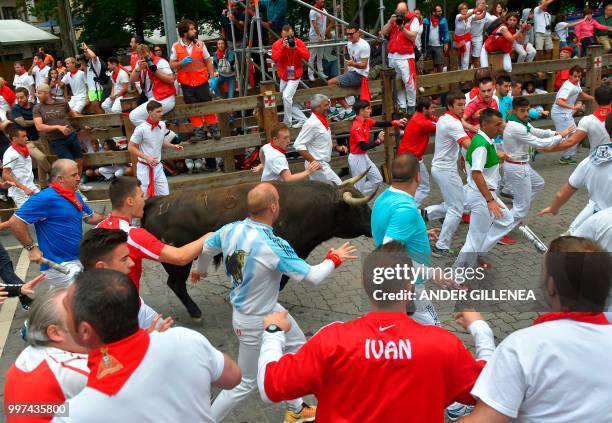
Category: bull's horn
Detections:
[
  {"x1": 343, "y1": 186, "x2": 378, "y2": 206},
  {"x1": 339, "y1": 167, "x2": 370, "y2": 189}
]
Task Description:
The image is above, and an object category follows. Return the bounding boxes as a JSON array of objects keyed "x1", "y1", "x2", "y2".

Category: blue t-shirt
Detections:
[
  {"x1": 15, "y1": 188, "x2": 92, "y2": 270},
  {"x1": 497, "y1": 94, "x2": 512, "y2": 120},
  {"x1": 371, "y1": 187, "x2": 431, "y2": 283}
]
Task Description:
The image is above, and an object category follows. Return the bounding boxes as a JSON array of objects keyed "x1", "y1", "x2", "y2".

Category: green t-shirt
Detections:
[
  {"x1": 466, "y1": 133, "x2": 499, "y2": 169},
  {"x1": 596, "y1": 15, "x2": 612, "y2": 37}
]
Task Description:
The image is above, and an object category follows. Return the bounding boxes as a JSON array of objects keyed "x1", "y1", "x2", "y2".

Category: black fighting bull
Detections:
[{"x1": 141, "y1": 173, "x2": 377, "y2": 320}]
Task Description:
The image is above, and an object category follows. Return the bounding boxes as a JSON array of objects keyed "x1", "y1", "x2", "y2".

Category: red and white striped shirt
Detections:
[
  {"x1": 96, "y1": 216, "x2": 165, "y2": 290},
  {"x1": 4, "y1": 346, "x2": 88, "y2": 422}
]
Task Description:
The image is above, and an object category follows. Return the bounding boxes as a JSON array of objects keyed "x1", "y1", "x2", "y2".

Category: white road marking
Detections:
[{"x1": 0, "y1": 248, "x2": 29, "y2": 358}]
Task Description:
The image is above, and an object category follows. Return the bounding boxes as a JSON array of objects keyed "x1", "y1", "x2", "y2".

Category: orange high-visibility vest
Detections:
[{"x1": 173, "y1": 41, "x2": 209, "y2": 87}]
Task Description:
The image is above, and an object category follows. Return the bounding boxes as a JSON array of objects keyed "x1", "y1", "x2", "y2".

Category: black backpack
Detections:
[
  {"x1": 485, "y1": 17, "x2": 503, "y2": 37},
  {"x1": 90, "y1": 58, "x2": 110, "y2": 85}
]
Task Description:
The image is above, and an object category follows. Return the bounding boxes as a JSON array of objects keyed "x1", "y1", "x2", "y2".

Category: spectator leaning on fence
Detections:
[
  {"x1": 575, "y1": 8, "x2": 612, "y2": 57},
  {"x1": 130, "y1": 44, "x2": 176, "y2": 127},
  {"x1": 481, "y1": 13, "x2": 529, "y2": 73},
  {"x1": 382, "y1": 1, "x2": 420, "y2": 114},
  {"x1": 102, "y1": 57, "x2": 130, "y2": 114},
  {"x1": 9, "y1": 87, "x2": 51, "y2": 187},
  {"x1": 271, "y1": 24, "x2": 310, "y2": 128},
  {"x1": 422, "y1": 4, "x2": 449, "y2": 74},
  {"x1": 170, "y1": 19, "x2": 220, "y2": 142}
]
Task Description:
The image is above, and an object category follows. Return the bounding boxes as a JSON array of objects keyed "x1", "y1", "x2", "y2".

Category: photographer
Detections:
[
  {"x1": 271, "y1": 24, "x2": 310, "y2": 128},
  {"x1": 129, "y1": 44, "x2": 176, "y2": 127},
  {"x1": 78, "y1": 43, "x2": 106, "y2": 115},
  {"x1": 382, "y1": 2, "x2": 420, "y2": 114},
  {"x1": 533, "y1": 0, "x2": 555, "y2": 61}
]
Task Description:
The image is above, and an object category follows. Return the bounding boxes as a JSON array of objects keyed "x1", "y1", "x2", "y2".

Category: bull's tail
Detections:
[{"x1": 213, "y1": 254, "x2": 223, "y2": 269}]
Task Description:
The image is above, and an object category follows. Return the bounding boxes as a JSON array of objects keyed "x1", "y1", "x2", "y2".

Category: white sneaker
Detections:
[
  {"x1": 318, "y1": 72, "x2": 328, "y2": 79},
  {"x1": 308, "y1": 74, "x2": 315, "y2": 81},
  {"x1": 78, "y1": 184, "x2": 93, "y2": 192}
]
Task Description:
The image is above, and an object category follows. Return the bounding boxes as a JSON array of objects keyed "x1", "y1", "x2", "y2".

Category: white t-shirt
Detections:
[
  {"x1": 467, "y1": 131, "x2": 499, "y2": 190},
  {"x1": 431, "y1": 112, "x2": 469, "y2": 171},
  {"x1": 169, "y1": 40, "x2": 211, "y2": 62},
  {"x1": 85, "y1": 57, "x2": 103, "y2": 92},
  {"x1": 388, "y1": 18, "x2": 421, "y2": 60},
  {"x1": 572, "y1": 207, "x2": 612, "y2": 251},
  {"x1": 57, "y1": 328, "x2": 224, "y2": 423},
  {"x1": 61, "y1": 70, "x2": 88, "y2": 100},
  {"x1": 309, "y1": 8, "x2": 327, "y2": 40},
  {"x1": 577, "y1": 114, "x2": 609, "y2": 152},
  {"x1": 131, "y1": 120, "x2": 167, "y2": 161},
  {"x1": 347, "y1": 38, "x2": 370, "y2": 76},
  {"x1": 568, "y1": 157, "x2": 612, "y2": 211},
  {"x1": 533, "y1": 5, "x2": 551, "y2": 34},
  {"x1": 293, "y1": 113, "x2": 333, "y2": 162},
  {"x1": 429, "y1": 23, "x2": 441, "y2": 46},
  {"x1": 261, "y1": 143, "x2": 289, "y2": 181},
  {"x1": 455, "y1": 14, "x2": 471, "y2": 36},
  {"x1": 552, "y1": 80, "x2": 582, "y2": 116},
  {"x1": 415, "y1": 22, "x2": 424, "y2": 51},
  {"x1": 469, "y1": 10, "x2": 490, "y2": 38},
  {"x1": 31, "y1": 65, "x2": 50, "y2": 88},
  {"x1": 3, "y1": 146, "x2": 36, "y2": 197},
  {"x1": 472, "y1": 319, "x2": 612, "y2": 422},
  {"x1": 111, "y1": 68, "x2": 130, "y2": 95},
  {"x1": 13, "y1": 73, "x2": 35, "y2": 91},
  {"x1": 554, "y1": 21, "x2": 570, "y2": 42}
]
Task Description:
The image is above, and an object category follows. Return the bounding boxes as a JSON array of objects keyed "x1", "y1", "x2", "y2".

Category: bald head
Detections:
[
  {"x1": 392, "y1": 153, "x2": 420, "y2": 182},
  {"x1": 51, "y1": 159, "x2": 78, "y2": 180},
  {"x1": 396, "y1": 2, "x2": 408, "y2": 12},
  {"x1": 247, "y1": 183, "x2": 279, "y2": 217}
]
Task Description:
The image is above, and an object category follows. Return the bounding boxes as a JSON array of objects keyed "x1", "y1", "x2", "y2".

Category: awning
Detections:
[{"x1": 0, "y1": 19, "x2": 59, "y2": 46}]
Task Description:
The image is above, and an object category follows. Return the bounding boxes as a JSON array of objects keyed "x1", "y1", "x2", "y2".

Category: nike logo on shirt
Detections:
[{"x1": 378, "y1": 324, "x2": 395, "y2": 332}]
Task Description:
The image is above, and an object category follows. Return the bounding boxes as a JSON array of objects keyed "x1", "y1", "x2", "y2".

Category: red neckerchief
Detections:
[
  {"x1": 112, "y1": 66, "x2": 128, "y2": 83},
  {"x1": 314, "y1": 4, "x2": 324, "y2": 10},
  {"x1": 16, "y1": 69, "x2": 26, "y2": 76},
  {"x1": 11, "y1": 142, "x2": 29, "y2": 158},
  {"x1": 313, "y1": 112, "x2": 329, "y2": 130},
  {"x1": 86, "y1": 329, "x2": 150, "y2": 395},
  {"x1": 217, "y1": 49, "x2": 225, "y2": 59},
  {"x1": 593, "y1": 106, "x2": 610, "y2": 122},
  {"x1": 0, "y1": 85, "x2": 16, "y2": 106},
  {"x1": 568, "y1": 78, "x2": 579, "y2": 86},
  {"x1": 70, "y1": 69, "x2": 79, "y2": 76},
  {"x1": 269, "y1": 142, "x2": 287, "y2": 154},
  {"x1": 49, "y1": 182, "x2": 83, "y2": 211},
  {"x1": 443, "y1": 111, "x2": 462, "y2": 121},
  {"x1": 37, "y1": 62, "x2": 46, "y2": 70},
  {"x1": 430, "y1": 14, "x2": 440, "y2": 27},
  {"x1": 534, "y1": 312, "x2": 609, "y2": 326},
  {"x1": 146, "y1": 117, "x2": 160, "y2": 130}
]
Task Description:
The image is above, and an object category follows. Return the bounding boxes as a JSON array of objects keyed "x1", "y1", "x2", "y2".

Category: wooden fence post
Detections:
[
  {"x1": 381, "y1": 68, "x2": 395, "y2": 183},
  {"x1": 552, "y1": 37, "x2": 560, "y2": 60},
  {"x1": 259, "y1": 81, "x2": 279, "y2": 142},
  {"x1": 586, "y1": 45, "x2": 603, "y2": 113},
  {"x1": 121, "y1": 114, "x2": 138, "y2": 172}
]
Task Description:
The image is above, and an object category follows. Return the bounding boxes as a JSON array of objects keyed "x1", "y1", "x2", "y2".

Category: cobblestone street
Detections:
[{"x1": 0, "y1": 148, "x2": 590, "y2": 422}]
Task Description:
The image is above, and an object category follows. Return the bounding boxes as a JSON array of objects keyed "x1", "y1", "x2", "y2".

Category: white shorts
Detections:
[
  {"x1": 307, "y1": 160, "x2": 342, "y2": 185},
  {"x1": 68, "y1": 96, "x2": 87, "y2": 113},
  {"x1": 471, "y1": 36, "x2": 483, "y2": 57}
]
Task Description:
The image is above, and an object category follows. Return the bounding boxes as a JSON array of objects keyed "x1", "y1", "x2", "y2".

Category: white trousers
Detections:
[
  {"x1": 551, "y1": 112, "x2": 577, "y2": 156},
  {"x1": 10, "y1": 187, "x2": 39, "y2": 209},
  {"x1": 454, "y1": 186, "x2": 514, "y2": 268},
  {"x1": 569, "y1": 200, "x2": 598, "y2": 232},
  {"x1": 471, "y1": 36, "x2": 483, "y2": 58},
  {"x1": 307, "y1": 160, "x2": 342, "y2": 185},
  {"x1": 280, "y1": 79, "x2": 306, "y2": 125},
  {"x1": 480, "y1": 49, "x2": 512, "y2": 72},
  {"x1": 101, "y1": 95, "x2": 124, "y2": 114},
  {"x1": 514, "y1": 43, "x2": 536, "y2": 63},
  {"x1": 413, "y1": 284, "x2": 440, "y2": 326},
  {"x1": 136, "y1": 162, "x2": 169, "y2": 198},
  {"x1": 389, "y1": 57, "x2": 417, "y2": 108},
  {"x1": 427, "y1": 168, "x2": 464, "y2": 250},
  {"x1": 68, "y1": 96, "x2": 87, "y2": 113},
  {"x1": 348, "y1": 153, "x2": 382, "y2": 194},
  {"x1": 415, "y1": 160, "x2": 430, "y2": 208},
  {"x1": 458, "y1": 41, "x2": 471, "y2": 70},
  {"x1": 211, "y1": 303, "x2": 305, "y2": 420},
  {"x1": 98, "y1": 164, "x2": 126, "y2": 180},
  {"x1": 129, "y1": 96, "x2": 176, "y2": 126},
  {"x1": 45, "y1": 260, "x2": 83, "y2": 289}
]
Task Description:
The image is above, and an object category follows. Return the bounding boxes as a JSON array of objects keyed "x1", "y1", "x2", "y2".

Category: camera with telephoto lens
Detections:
[
  {"x1": 545, "y1": 24, "x2": 551, "y2": 31},
  {"x1": 144, "y1": 55, "x2": 155, "y2": 67},
  {"x1": 393, "y1": 10, "x2": 405, "y2": 26},
  {"x1": 286, "y1": 36, "x2": 296, "y2": 48}
]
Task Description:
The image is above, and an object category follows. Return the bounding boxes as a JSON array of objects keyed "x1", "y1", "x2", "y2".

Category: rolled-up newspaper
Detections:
[
  {"x1": 518, "y1": 225, "x2": 548, "y2": 254},
  {"x1": 40, "y1": 258, "x2": 70, "y2": 275}
]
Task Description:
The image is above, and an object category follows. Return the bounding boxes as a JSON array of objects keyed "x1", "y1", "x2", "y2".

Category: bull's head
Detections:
[{"x1": 333, "y1": 169, "x2": 378, "y2": 239}]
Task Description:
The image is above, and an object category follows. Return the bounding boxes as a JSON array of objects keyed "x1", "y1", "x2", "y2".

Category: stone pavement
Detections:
[{"x1": 0, "y1": 148, "x2": 590, "y2": 422}]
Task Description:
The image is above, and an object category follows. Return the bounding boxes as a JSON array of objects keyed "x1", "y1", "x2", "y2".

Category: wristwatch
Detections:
[
  {"x1": 265, "y1": 324, "x2": 283, "y2": 333},
  {"x1": 24, "y1": 244, "x2": 37, "y2": 251}
]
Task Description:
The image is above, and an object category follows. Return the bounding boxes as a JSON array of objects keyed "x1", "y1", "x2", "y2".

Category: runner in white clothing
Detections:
[
  {"x1": 539, "y1": 142, "x2": 612, "y2": 232},
  {"x1": 551, "y1": 65, "x2": 595, "y2": 164},
  {"x1": 13, "y1": 61, "x2": 36, "y2": 102},
  {"x1": 60, "y1": 58, "x2": 88, "y2": 113},
  {"x1": 57, "y1": 269, "x2": 241, "y2": 423},
  {"x1": 294, "y1": 94, "x2": 347, "y2": 185},
  {"x1": 101, "y1": 57, "x2": 130, "y2": 114},
  {"x1": 252, "y1": 122, "x2": 320, "y2": 181},
  {"x1": 2, "y1": 126, "x2": 39, "y2": 208},
  {"x1": 127, "y1": 100, "x2": 183, "y2": 198},
  {"x1": 190, "y1": 183, "x2": 357, "y2": 423},
  {"x1": 462, "y1": 236, "x2": 612, "y2": 423},
  {"x1": 425, "y1": 91, "x2": 472, "y2": 258}
]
